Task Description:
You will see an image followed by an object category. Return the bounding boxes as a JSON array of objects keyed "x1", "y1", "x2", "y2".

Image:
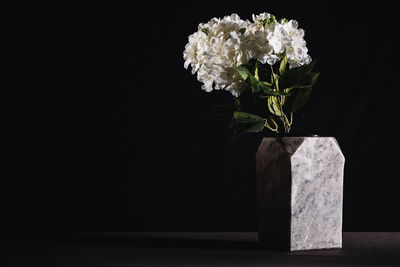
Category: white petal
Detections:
[{"x1": 184, "y1": 60, "x2": 191, "y2": 69}]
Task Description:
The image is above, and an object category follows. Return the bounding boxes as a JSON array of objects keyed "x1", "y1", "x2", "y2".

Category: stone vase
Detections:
[{"x1": 256, "y1": 136, "x2": 345, "y2": 251}]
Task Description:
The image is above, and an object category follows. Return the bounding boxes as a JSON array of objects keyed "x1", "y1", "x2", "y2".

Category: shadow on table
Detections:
[
  {"x1": 8, "y1": 232, "x2": 347, "y2": 255},
  {"x1": 10, "y1": 232, "x2": 263, "y2": 250},
  {"x1": 7, "y1": 233, "x2": 400, "y2": 265}
]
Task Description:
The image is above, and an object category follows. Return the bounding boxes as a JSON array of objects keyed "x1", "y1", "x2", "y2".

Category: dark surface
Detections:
[{"x1": 5, "y1": 232, "x2": 400, "y2": 266}]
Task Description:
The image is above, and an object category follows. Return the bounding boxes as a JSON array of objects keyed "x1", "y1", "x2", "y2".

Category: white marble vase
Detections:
[{"x1": 256, "y1": 137, "x2": 345, "y2": 251}]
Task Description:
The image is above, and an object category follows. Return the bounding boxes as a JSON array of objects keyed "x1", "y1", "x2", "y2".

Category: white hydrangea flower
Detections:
[
  {"x1": 183, "y1": 14, "x2": 251, "y2": 96},
  {"x1": 252, "y1": 12, "x2": 271, "y2": 22},
  {"x1": 267, "y1": 23, "x2": 286, "y2": 54},
  {"x1": 246, "y1": 30, "x2": 279, "y2": 65},
  {"x1": 183, "y1": 31, "x2": 208, "y2": 74},
  {"x1": 267, "y1": 20, "x2": 312, "y2": 68},
  {"x1": 183, "y1": 13, "x2": 313, "y2": 96},
  {"x1": 281, "y1": 20, "x2": 312, "y2": 68},
  {"x1": 250, "y1": 12, "x2": 273, "y2": 31}
]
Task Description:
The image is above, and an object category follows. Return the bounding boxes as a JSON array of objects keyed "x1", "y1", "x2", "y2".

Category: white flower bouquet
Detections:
[{"x1": 183, "y1": 13, "x2": 319, "y2": 140}]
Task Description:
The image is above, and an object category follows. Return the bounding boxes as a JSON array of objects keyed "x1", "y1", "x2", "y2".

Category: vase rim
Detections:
[{"x1": 263, "y1": 134, "x2": 332, "y2": 138}]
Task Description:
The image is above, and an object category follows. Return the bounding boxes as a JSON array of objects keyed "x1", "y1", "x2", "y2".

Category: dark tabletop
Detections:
[{"x1": 5, "y1": 232, "x2": 400, "y2": 266}]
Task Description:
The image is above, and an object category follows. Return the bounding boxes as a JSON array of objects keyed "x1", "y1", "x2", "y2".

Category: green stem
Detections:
[
  {"x1": 264, "y1": 118, "x2": 279, "y2": 133},
  {"x1": 270, "y1": 65, "x2": 289, "y2": 134}
]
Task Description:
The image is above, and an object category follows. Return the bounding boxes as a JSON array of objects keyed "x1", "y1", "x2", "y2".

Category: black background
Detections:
[{"x1": 13, "y1": 2, "x2": 400, "y2": 233}]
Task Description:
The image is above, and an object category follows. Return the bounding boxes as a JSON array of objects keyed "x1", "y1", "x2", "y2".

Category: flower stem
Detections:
[
  {"x1": 279, "y1": 103, "x2": 289, "y2": 133},
  {"x1": 270, "y1": 65, "x2": 290, "y2": 134}
]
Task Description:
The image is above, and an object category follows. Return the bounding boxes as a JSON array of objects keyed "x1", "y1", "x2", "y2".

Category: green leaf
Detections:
[
  {"x1": 260, "y1": 84, "x2": 273, "y2": 96},
  {"x1": 232, "y1": 111, "x2": 265, "y2": 124},
  {"x1": 306, "y1": 72, "x2": 319, "y2": 86},
  {"x1": 201, "y1": 28, "x2": 209, "y2": 35},
  {"x1": 279, "y1": 55, "x2": 287, "y2": 75},
  {"x1": 234, "y1": 97, "x2": 241, "y2": 110},
  {"x1": 229, "y1": 121, "x2": 265, "y2": 142},
  {"x1": 279, "y1": 60, "x2": 316, "y2": 90},
  {"x1": 289, "y1": 87, "x2": 313, "y2": 113},
  {"x1": 263, "y1": 15, "x2": 276, "y2": 26},
  {"x1": 286, "y1": 72, "x2": 320, "y2": 89},
  {"x1": 250, "y1": 73, "x2": 291, "y2": 95},
  {"x1": 269, "y1": 15, "x2": 276, "y2": 22},
  {"x1": 239, "y1": 28, "x2": 246, "y2": 34},
  {"x1": 240, "y1": 69, "x2": 290, "y2": 96},
  {"x1": 260, "y1": 82, "x2": 290, "y2": 96},
  {"x1": 249, "y1": 74, "x2": 261, "y2": 93},
  {"x1": 235, "y1": 65, "x2": 250, "y2": 80},
  {"x1": 254, "y1": 60, "x2": 259, "y2": 80}
]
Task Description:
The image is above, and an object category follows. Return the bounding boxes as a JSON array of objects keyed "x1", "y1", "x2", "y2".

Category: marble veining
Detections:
[{"x1": 256, "y1": 137, "x2": 345, "y2": 251}]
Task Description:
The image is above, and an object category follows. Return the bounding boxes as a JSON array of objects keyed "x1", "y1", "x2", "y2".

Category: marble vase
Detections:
[{"x1": 256, "y1": 137, "x2": 345, "y2": 251}]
